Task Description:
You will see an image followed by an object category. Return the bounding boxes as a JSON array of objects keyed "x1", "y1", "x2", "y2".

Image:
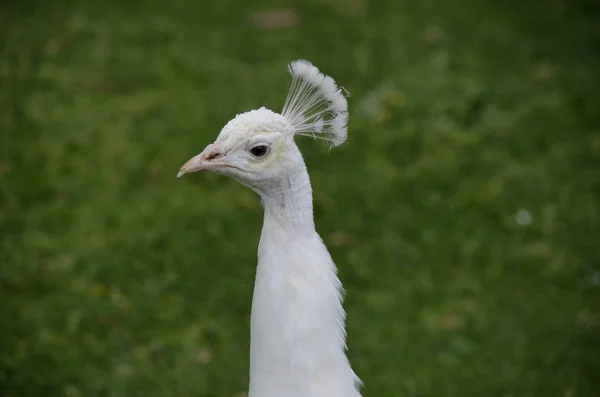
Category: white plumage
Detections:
[
  {"x1": 282, "y1": 59, "x2": 349, "y2": 147},
  {"x1": 178, "y1": 60, "x2": 361, "y2": 397}
]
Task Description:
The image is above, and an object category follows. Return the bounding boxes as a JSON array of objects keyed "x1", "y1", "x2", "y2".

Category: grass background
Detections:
[{"x1": 1, "y1": 0, "x2": 599, "y2": 396}]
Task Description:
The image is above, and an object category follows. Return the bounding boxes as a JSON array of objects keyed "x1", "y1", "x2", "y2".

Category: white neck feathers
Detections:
[{"x1": 249, "y1": 162, "x2": 361, "y2": 397}]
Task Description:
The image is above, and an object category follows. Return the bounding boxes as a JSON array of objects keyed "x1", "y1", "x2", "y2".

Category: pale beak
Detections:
[{"x1": 177, "y1": 143, "x2": 224, "y2": 178}]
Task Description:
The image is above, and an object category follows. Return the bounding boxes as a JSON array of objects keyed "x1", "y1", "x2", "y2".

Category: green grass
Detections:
[{"x1": 1, "y1": 0, "x2": 599, "y2": 396}]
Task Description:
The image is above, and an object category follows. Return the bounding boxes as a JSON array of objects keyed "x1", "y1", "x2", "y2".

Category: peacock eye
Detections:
[{"x1": 250, "y1": 145, "x2": 269, "y2": 158}]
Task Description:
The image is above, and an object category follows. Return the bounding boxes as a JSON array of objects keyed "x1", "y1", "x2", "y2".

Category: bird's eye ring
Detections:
[{"x1": 250, "y1": 145, "x2": 269, "y2": 158}]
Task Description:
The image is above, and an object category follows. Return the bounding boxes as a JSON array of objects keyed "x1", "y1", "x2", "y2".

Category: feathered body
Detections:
[{"x1": 178, "y1": 60, "x2": 361, "y2": 397}]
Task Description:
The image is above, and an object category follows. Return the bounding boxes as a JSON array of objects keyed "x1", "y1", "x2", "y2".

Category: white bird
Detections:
[{"x1": 178, "y1": 60, "x2": 362, "y2": 397}]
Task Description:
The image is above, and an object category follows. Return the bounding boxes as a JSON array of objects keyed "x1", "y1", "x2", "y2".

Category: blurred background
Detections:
[{"x1": 1, "y1": 0, "x2": 599, "y2": 396}]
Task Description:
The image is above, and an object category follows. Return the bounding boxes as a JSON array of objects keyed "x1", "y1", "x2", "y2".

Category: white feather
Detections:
[
  {"x1": 251, "y1": 168, "x2": 362, "y2": 397},
  {"x1": 282, "y1": 59, "x2": 350, "y2": 148}
]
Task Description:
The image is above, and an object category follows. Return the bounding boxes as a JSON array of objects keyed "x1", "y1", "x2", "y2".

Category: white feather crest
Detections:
[{"x1": 281, "y1": 59, "x2": 349, "y2": 147}]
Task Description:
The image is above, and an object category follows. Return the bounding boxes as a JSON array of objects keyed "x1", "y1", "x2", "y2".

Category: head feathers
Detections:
[{"x1": 281, "y1": 60, "x2": 349, "y2": 147}]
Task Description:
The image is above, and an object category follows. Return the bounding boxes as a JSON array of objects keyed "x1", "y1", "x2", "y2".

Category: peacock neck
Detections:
[
  {"x1": 248, "y1": 163, "x2": 360, "y2": 397},
  {"x1": 259, "y1": 163, "x2": 315, "y2": 236}
]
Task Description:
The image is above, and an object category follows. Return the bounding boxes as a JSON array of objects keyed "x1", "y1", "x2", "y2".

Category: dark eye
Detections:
[{"x1": 250, "y1": 145, "x2": 269, "y2": 157}]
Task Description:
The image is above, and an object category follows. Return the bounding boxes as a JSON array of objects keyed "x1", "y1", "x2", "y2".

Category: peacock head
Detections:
[{"x1": 177, "y1": 60, "x2": 348, "y2": 195}]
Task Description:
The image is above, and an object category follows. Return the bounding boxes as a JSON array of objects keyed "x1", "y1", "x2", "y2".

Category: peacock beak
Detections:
[{"x1": 177, "y1": 143, "x2": 224, "y2": 178}]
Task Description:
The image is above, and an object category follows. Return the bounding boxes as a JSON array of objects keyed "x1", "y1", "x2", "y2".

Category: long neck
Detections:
[
  {"x1": 249, "y1": 163, "x2": 361, "y2": 397},
  {"x1": 261, "y1": 165, "x2": 315, "y2": 235}
]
